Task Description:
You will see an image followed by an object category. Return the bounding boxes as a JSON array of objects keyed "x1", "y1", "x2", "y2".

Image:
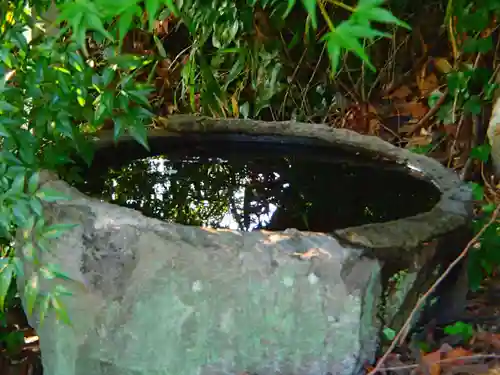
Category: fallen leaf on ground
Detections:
[
  {"x1": 475, "y1": 332, "x2": 500, "y2": 350},
  {"x1": 421, "y1": 350, "x2": 442, "y2": 375},
  {"x1": 443, "y1": 347, "x2": 474, "y2": 366},
  {"x1": 417, "y1": 73, "x2": 440, "y2": 97}
]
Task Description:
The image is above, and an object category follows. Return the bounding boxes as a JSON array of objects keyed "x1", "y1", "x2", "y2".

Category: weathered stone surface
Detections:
[
  {"x1": 20, "y1": 174, "x2": 385, "y2": 375},
  {"x1": 15, "y1": 119, "x2": 473, "y2": 375}
]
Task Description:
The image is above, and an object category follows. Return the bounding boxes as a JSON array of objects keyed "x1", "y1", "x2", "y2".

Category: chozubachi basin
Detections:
[{"x1": 17, "y1": 116, "x2": 473, "y2": 375}]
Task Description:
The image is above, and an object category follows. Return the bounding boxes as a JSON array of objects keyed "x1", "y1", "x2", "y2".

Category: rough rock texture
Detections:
[
  {"x1": 21, "y1": 174, "x2": 385, "y2": 375},
  {"x1": 15, "y1": 119, "x2": 473, "y2": 375}
]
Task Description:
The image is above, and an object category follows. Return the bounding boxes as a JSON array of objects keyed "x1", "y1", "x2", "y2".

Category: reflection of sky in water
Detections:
[{"x1": 109, "y1": 157, "x2": 278, "y2": 231}]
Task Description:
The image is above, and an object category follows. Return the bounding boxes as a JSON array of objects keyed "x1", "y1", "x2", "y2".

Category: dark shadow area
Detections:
[{"x1": 71, "y1": 134, "x2": 441, "y2": 232}]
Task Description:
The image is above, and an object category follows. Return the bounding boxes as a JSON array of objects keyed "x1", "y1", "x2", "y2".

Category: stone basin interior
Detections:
[{"x1": 69, "y1": 133, "x2": 442, "y2": 232}]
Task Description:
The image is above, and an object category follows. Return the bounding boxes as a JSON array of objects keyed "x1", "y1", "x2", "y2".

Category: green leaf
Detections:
[
  {"x1": 224, "y1": 50, "x2": 246, "y2": 89},
  {"x1": 86, "y1": 13, "x2": 114, "y2": 42},
  {"x1": 38, "y1": 294, "x2": 51, "y2": 327},
  {"x1": 11, "y1": 257, "x2": 23, "y2": 280},
  {"x1": 0, "y1": 260, "x2": 13, "y2": 310},
  {"x1": 470, "y1": 144, "x2": 491, "y2": 163},
  {"x1": 410, "y1": 144, "x2": 433, "y2": 155},
  {"x1": 39, "y1": 266, "x2": 57, "y2": 280},
  {"x1": 11, "y1": 172, "x2": 26, "y2": 195},
  {"x1": 12, "y1": 201, "x2": 31, "y2": 227},
  {"x1": 325, "y1": 23, "x2": 376, "y2": 72},
  {"x1": 102, "y1": 68, "x2": 117, "y2": 88},
  {"x1": 153, "y1": 35, "x2": 167, "y2": 58},
  {"x1": 27, "y1": 172, "x2": 40, "y2": 195},
  {"x1": 42, "y1": 223, "x2": 78, "y2": 239},
  {"x1": 383, "y1": 327, "x2": 396, "y2": 341},
  {"x1": 481, "y1": 202, "x2": 496, "y2": 214},
  {"x1": 128, "y1": 89, "x2": 153, "y2": 107},
  {"x1": 470, "y1": 182, "x2": 484, "y2": 201},
  {"x1": 51, "y1": 295, "x2": 71, "y2": 325},
  {"x1": 464, "y1": 95, "x2": 482, "y2": 115},
  {"x1": 77, "y1": 96, "x2": 86, "y2": 107},
  {"x1": 118, "y1": 6, "x2": 139, "y2": 45},
  {"x1": 21, "y1": 243, "x2": 36, "y2": 261},
  {"x1": 342, "y1": 23, "x2": 391, "y2": 39},
  {"x1": 164, "y1": 0, "x2": 180, "y2": 17},
  {"x1": 128, "y1": 123, "x2": 150, "y2": 151},
  {"x1": 29, "y1": 197, "x2": 43, "y2": 217},
  {"x1": 301, "y1": 0, "x2": 317, "y2": 29},
  {"x1": 24, "y1": 273, "x2": 40, "y2": 316},
  {"x1": 428, "y1": 89, "x2": 445, "y2": 107},
  {"x1": 145, "y1": 0, "x2": 161, "y2": 31},
  {"x1": 463, "y1": 36, "x2": 494, "y2": 54},
  {"x1": 444, "y1": 321, "x2": 474, "y2": 341},
  {"x1": 284, "y1": 0, "x2": 296, "y2": 18},
  {"x1": 361, "y1": 6, "x2": 411, "y2": 29},
  {"x1": 447, "y1": 72, "x2": 467, "y2": 94},
  {"x1": 0, "y1": 101, "x2": 18, "y2": 113},
  {"x1": 48, "y1": 266, "x2": 74, "y2": 285},
  {"x1": 3, "y1": 331, "x2": 24, "y2": 354},
  {"x1": 36, "y1": 187, "x2": 72, "y2": 202}
]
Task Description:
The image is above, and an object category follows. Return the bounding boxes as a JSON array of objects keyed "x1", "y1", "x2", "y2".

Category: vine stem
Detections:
[
  {"x1": 327, "y1": 0, "x2": 355, "y2": 13},
  {"x1": 368, "y1": 204, "x2": 500, "y2": 375},
  {"x1": 317, "y1": 0, "x2": 335, "y2": 31}
]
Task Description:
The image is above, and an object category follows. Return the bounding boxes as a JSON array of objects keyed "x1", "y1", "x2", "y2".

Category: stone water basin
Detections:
[{"x1": 16, "y1": 117, "x2": 472, "y2": 375}]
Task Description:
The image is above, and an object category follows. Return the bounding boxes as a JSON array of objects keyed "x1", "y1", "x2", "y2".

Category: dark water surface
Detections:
[{"x1": 72, "y1": 134, "x2": 441, "y2": 232}]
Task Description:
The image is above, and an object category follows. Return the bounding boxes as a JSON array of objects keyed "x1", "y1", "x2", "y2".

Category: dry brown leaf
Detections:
[
  {"x1": 421, "y1": 350, "x2": 442, "y2": 375},
  {"x1": 386, "y1": 85, "x2": 413, "y2": 100},
  {"x1": 406, "y1": 134, "x2": 433, "y2": 148},
  {"x1": 231, "y1": 94, "x2": 239, "y2": 117},
  {"x1": 417, "y1": 73, "x2": 439, "y2": 97},
  {"x1": 475, "y1": 332, "x2": 500, "y2": 350},
  {"x1": 368, "y1": 118, "x2": 381, "y2": 136},
  {"x1": 443, "y1": 347, "x2": 474, "y2": 366},
  {"x1": 393, "y1": 101, "x2": 429, "y2": 118}
]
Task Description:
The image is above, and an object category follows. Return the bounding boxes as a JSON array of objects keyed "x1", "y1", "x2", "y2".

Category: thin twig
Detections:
[
  {"x1": 368, "y1": 204, "x2": 500, "y2": 375},
  {"x1": 406, "y1": 88, "x2": 449, "y2": 136},
  {"x1": 374, "y1": 353, "x2": 500, "y2": 373}
]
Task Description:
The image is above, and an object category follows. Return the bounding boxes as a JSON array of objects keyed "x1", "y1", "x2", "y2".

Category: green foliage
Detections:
[
  {"x1": 468, "y1": 200, "x2": 500, "y2": 291},
  {"x1": 382, "y1": 326, "x2": 396, "y2": 341},
  {"x1": 407, "y1": 0, "x2": 500, "y2": 292},
  {"x1": 0, "y1": 0, "x2": 155, "y2": 331},
  {"x1": 68, "y1": 0, "x2": 406, "y2": 118},
  {"x1": 444, "y1": 321, "x2": 474, "y2": 342}
]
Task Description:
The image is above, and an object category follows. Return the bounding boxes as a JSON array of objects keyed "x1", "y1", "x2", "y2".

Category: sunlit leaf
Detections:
[
  {"x1": 38, "y1": 294, "x2": 51, "y2": 327},
  {"x1": 27, "y1": 172, "x2": 40, "y2": 195},
  {"x1": 118, "y1": 6, "x2": 139, "y2": 45},
  {"x1": 301, "y1": 0, "x2": 317, "y2": 28},
  {"x1": 51, "y1": 295, "x2": 71, "y2": 325},
  {"x1": 145, "y1": 0, "x2": 161, "y2": 31},
  {"x1": 0, "y1": 260, "x2": 13, "y2": 310},
  {"x1": 42, "y1": 223, "x2": 78, "y2": 239},
  {"x1": 24, "y1": 273, "x2": 39, "y2": 316},
  {"x1": 36, "y1": 187, "x2": 72, "y2": 202}
]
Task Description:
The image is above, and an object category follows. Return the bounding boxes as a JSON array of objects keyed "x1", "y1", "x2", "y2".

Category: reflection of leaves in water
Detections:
[
  {"x1": 81, "y1": 149, "x2": 441, "y2": 232},
  {"x1": 104, "y1": 157, "x2": 231, "y2": 228},
  {"x1": 99, "y1": 156, "x2": 293, "y2": 231}
]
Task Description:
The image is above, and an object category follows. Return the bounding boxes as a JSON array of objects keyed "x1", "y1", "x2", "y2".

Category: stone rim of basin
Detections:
[{"x1": 42, "y1": 115, "x2": 472, "y2": 256}]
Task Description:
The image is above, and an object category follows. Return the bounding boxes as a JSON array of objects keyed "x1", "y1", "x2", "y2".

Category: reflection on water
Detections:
[{"x1": 74, "y1": 137, "x2": 441, "y2": 232}]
